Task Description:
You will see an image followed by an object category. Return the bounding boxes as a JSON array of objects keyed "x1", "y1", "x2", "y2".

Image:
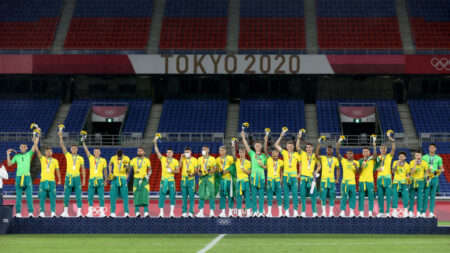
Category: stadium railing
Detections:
[
  {"x1": 0, "y1": 132, "x2": 35, "y2": 141},
  {"x1": 420, "y1": 133, "x2": 450, "y2": 143},
  {"x1": 61, "y1": 132, "x2": 143, "y2": 146},
  {"x1": 159, "y1": 132, "x2": 224, "y2": 142}
]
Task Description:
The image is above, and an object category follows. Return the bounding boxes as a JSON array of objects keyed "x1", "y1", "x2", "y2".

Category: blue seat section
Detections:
[
  {"x1": 157, "y1": 99, "x2": 228, "y2": 132},
  {"x1": 0, "y1": 99, "x2": 59, "y2": 136},
  {"x1": 64, "y1": 99, "x2": 152, "y2": 133},
  {"x1": 317, "y1": 99, "x2": 403, "y2": 134},
  {"x1": 406, "y1": 0, "x2": 450, "y2": 22},
  {"x1": 151, "y1": 141, "x2": 223, "y2": 154},
  {"x1": 240, "y1": 0, "x2": 304, "y2": 17},
  {"x1": 238, "y1": 99, "x2": 305, "y2": 133},
  {"x1": 164, "y1": 0, "x2": 228, "y2": 17},
  {"x1": 409, "y1": 100, "x2": 450, "y2": 134},
  {"x1": 317, "y1": 0, "x2": 397, "y2": 17},
  {"x1": 72, "y1": 0, "x2": 153, "y2": 18},
  {"x1": 0, "y1": 0, "x2": 63, "y2": 22}
]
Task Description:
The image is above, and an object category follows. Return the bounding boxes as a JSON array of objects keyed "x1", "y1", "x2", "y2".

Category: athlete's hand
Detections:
[
  {"x1": 257, "y1": 160, "x2": 263, "y2": 167},
  {"x1": 153, "y1": 137, "x2": 158, "y2": 143},
  {"x1": 58, "y1": 131, "x2": 63, "y2": 137},
  {"x1": 240, "y1": 130, "x2": 245, "y2": 138},
  {"x1": 264, "y1": 135, "x2": 268, "y2": 142},
  {"x1": 7, "y1": 149, "x2": 12, "y2": 155},
  {"x1": 281, "y1": 129, "x2": 288, "y2": 136}
]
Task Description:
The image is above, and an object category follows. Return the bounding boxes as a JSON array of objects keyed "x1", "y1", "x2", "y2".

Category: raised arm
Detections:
[
  {"x1": 58, "y1": 130, "x2": 68, "y2": 154},
  {"x1": 33, "y1": 135, "x2": 42, "y2": 158},
  {"x1": 336, "y1": 142, "x2": 342, "y2": 161},
  {"x1": 6, "y1": 149, "x2": 13, "y2": 166},
  {"x1": 296, "y1": 132, "x2": 303, "y2": 153},
  {"x1": 82, "y1": 140, "x2": 92, "y2": 157},
  {"x1": 240, "y1": 130, "x2": 251, "y2": 154},
  {"x1": 264, "y1": 135, "x2": 269, "y2": 157},
  {"x1": 153, "y1": 137, "x2": 162, "y2": 159},
  {"x1": 336, "y1": 164, "x2": 340, "y2": 182},
  {"x1": 372, "y1": 140, "x2": 377, "y2": 158},
  {"x1": 315, "y1": 139, "x2": 321, "y2": 159},
  {"x1": 389, "y1": 136, "x2": 396, "y2": 157},
  {"x1": 274, "y1": 132, "x2": 284, "y2": 153}
]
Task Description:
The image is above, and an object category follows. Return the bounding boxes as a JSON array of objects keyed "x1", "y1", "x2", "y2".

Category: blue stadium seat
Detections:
[{"x1": 409, "y1": 100, "x2": 450, "y2": 134}]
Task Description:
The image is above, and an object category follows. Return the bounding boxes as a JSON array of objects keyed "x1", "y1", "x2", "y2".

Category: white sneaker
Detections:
[
  {"x1": 358, "y1": 212, "x2": 364, "y2": 218},
  {"x1": 143, "y1": 212, "x2": 149, "y2": 218},
  {"x1": 228, "y1": 210, "x2": 234, "y2": 217},
  {"x1": 339, "y1": 211, "x2": 345, "y2": 217},
  {"x1": 209, "y1": 212, "x2": 215, "y2": 218},
  {"x1": 110, "y1": 213, "x2": 117, "y2": 218},
  {"x1": 393, "y1": 210, "x2": 398, "y2": 218},
  {"x1": 76, "y1": 209, "x2": 82, "y2": 218},
  {"x1": 429, "y1": 212, "x2": 435, "y2": 218},
  {"x1": 51, "y1": 212, "x2": 56, "y2": 218},
  {"x1": 189, "y1": 213, "x2": 194, "y2": 218},
  {"x1": 158, "y1": 211, "x2": 164, "y2": 218},
  {"x1": 376, "y1": 213, "x2": 385, "y2": 218},
  {"x1": 328, "y1": 209, "x2": 334, "y2": 217},
  {"x1": 99, "y1": 208, "x2": 106, "y2": 218},
  {"x1": 60, "y1": 211, "x2": 69, "y2": 218},
  {"x1": 39, "y1": 212, "x2": 45, "y2": 218},
  {"x1": 15, "y1": 213, "x2": 22, "y2": 218},
  {"x1": 237, "y1": 210, "x2": 243, "y2": 218},
  {"x1": 368, "y1": 211, "x2": 373, "y2": 218},
  {"x1": 349, "y1": 210, "x2": 355, "y2": 218},
  {"x1": 135, "y1": 212, "x2": 141, "y2": 218},
  {"x1": 266, "y1": 211, "x2": 273, "y2": 218},
  {"x1": 197, "y1": 209, "x2": 205, "y2": 218},
  {"x1": 219, "y1": 210, "x2": 226, "y2": 218},
  {"x1": 293, "y1": 210, "x2": 298, "y2": 218},
  {"x1": 285, "y1": 211, "x2": 291, "y2": 218},
  {"x1": 124, "y1": 213, "x2": 130, "y2": 218},
  {"x1": 252, "y1": 212, "x2": 258, "y2": 217},
  {"x1": 170, "y1": 212, "x2": 175, "y2": 218},
  {"x1": 300, "y1": 212, "x2": 306, "y2": 218},
  {"x1": 403, "y1": 209, "x2": 409, "y2": 218},
  {"x1": 28, "y1": 213, "x2": 34, "y2": 218},
  {"x1": 246, "y1": 210, "x2": 252, "y2": 217},
  {"x1": 86, "y1": 211, "x2": 93, "y2": 218},
  {"x1": 182, "y1": 213, "x2": 188, "y2": 218},
  {"x1": 417, "y1": 212, "x2": 422, "y2": 218},
  {"x1": 312, "y1": 212, "x2": 318, "y2": 218}
]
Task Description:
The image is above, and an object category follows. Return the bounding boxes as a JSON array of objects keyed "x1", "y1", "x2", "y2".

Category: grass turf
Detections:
[
  {"x1": 0, "y1": 234, "x2": 449, "y2": 253},
  {"x1": 438, "y1": 221, "x2": 450, "y2": 226}
]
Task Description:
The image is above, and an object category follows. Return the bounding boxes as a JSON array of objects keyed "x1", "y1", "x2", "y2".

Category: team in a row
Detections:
[{"x1": 7, "y1": 128, "x2": 444, "y2": 218}]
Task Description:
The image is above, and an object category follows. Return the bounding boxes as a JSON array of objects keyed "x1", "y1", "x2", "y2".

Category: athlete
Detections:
[
  {"x1": 375, "y1": 136, "x2": 395, "y2": 217},
  {"x1": 154, "y1": 137, "x2": 179, "y2": 218},
  {"x1": 109, "y1": 149, "x2": 131, "y2": 217},
  {"x1": 357, "y1": 141, "x2": 378, "y2": 218},
  {"x1": 58, "y1": 130, "x2": 85, "y2": 218},
  {"x1": 422, "y1": 143, "x2": 444, "y2": 218},
  {"x1": 408, "y1": 151, "x2": 428, "y2": 218},
  {"x1": 241, "y1": 130, "x2": 267, "y2": 217},
  {"x1": 197, "y1": 146, "x2": 217, "y2": 218},
  {"x1": 216, "y1": 146, "x2": 235, "y2": 217},
  {"x1": 82, "y1": 140, "x2": 107, "y2": 218},
  {"x1": 391, "y1": 152, "x2": 410, "y2": 218},
  {"x1": 264, "y1": 135, "x2": 283, "y2": 217},
  {"x1": 336, "y1": 140, "x2": 358, "y2": 218},
  {"x1": 179, "y1": 147, "x2": 197, "y2": 218},
  {"x1": 130, "y1": 147, "x2": 152, "y2": 218},
  {"x1": 7, "y1": 134, "x2": 39, "y2": 217},
  {"x1": 315, "y1": 141, "x2": 340, "y2": 217},
  {"x1": 233, "y1": 142, "x2": 252, "y2": 218}
]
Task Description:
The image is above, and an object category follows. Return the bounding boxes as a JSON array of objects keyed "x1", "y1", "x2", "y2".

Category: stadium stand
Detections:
[
  {"x1": 63, "y1": 99, "x2": 152, "y2": 134},
  {"x1": 409, "y1": 100, "x2": 450, "y2": 134},
  {"x1": 157, "y1": 99, "x2": 228, "y2": 133},
  {"x1": 316, "y1": 0, "x2": 403, "y2": 53},
  {"x1": 0, "y1": 99, "x2": 60, "y2": 136},
  {"x1": 238, "y1": 99, "x2": 305, "y2": 133},
  {"x1": 406, "y1": 0, "x2": 450, "y2": 50},
  {"x1": 64, "y1": 0, "x2": 153, "y2": 50},
  {"x1": 159, "y1": 0, "x2": 228, "y2": 51},
  {"x1": 239, "y1": 0, "x2": 305, "y2": 52},
  {"x1": 316, "y1": 99, "x2": 404, "y2": 135},
  {"x1": 0, "y1": 0, "x2": 63, "y2": 50}
]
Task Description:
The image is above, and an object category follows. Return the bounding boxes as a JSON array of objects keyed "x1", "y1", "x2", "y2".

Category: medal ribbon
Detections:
[
  {"x1": 137, "y1": 158, "x2": 144, "y2": 174},
  {"x1": 166, "y1": 158, "x2": 173, "y2": 172},
  {"x1": 288, "y1": 152, "x2": 293, "y2": 167},
  {"x1": 94, "y1": 157, "x2": 100, "y2": 174},
  {"x1": 46, "y1": 158, "x2": 52, "y2": 173},
  {"x1": 72, "y1": 154, "x2": 77, "y2": 171}
]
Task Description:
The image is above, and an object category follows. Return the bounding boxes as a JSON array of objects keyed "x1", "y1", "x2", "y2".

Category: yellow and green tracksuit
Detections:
[
  {"x1": 319, "y1": 156, "x2": 339, "y2": 208},
  {"x1": 299, "y1": 151, "x2": 318, "y2": 213},
  {"x1": 131, "y1": 157, "x2": 151, "y2": 212},
  {"x1": 267, "y1": 157, "x2": 283, "y2": 208},
  {"x1": 391, "y1": 161, "x2": 410, "y2": 209},
  {"x1": 158, "y1": 156, "x2": 179, "y2": 208},
  {"x1": 63, "y1": 153, "x2": 84, "y2": 208},
  {"x1": 181, "y1": 157, "x2": 198, "y2": 214},
  {"x1": 340, "y1": 158, "x2": 357, "y2": 211},
  {"x1": 217, "y1": 156, "x2": 235, "y2": 211},
  {"x1": 87, "y1": 156, "x2": 107, "y2": 208},
  {"x1": 12, "y1": 151, "x2": 34, "y2": 214},
  {"x1": 39, "y1": 156, "x2": 59, "y2": 213},
  {"x1": 235, "y1": 159, "x2": 252, "y2": 210},
  {"x1": 376, "y1": 154, "x2": 393, "y2": 213},
  {"x1": 409, "y1": 160, "x2": 427, "y2": 213},
  {"x1": 358, "y1": 158, "x2": 377, "y2": 212},
  {"x1": 109, "y1": 155, "x2": 130, "y2": 213}
]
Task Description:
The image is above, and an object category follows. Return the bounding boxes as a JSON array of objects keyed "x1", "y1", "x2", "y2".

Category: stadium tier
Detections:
[
  {"x1": 317, "y1": 0, "x2": 402, "y2": 53},
  {"x1": 63, "y1": 99, "x2": 152, "y2": 133},
  {"x1": 0, "y1": 99, "x2": 59, "y2": 136},
  {"x1": 409, "y1": 100, "x2": 450, "y2": 134},
  {"x1": 159, "y1": 0, "x2": 228, "y2": 51},
  {"x1": 239, "y1": 0, "x2": 305, "y2": 52},
  {"x1": 406, "y1": 0, "x2": 450, "y2": 50},
  {"x1": 157, "y1": 99, "x2": 227, "y2": 132},
  {"x1": 0, "y1": 0, "x2": 63, "y2": 50},
  {"x1": 238, "y1": 99, "x2": 305, "y2": 133},
  {"x1": 64, "y1": 0, "x2": 153, "y2": 50},
  {"x1": 317, "y1": 99, "x2": 403, "y2": 135}
]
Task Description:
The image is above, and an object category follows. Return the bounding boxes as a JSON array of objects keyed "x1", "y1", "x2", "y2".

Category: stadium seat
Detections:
[
  {"x1": 159, "y1": 0, "x2": 228, "y2": 51},
  {"x1": 0, "y1": 0, "x2": 63, "y2": 50},
  {"x1": 406, "y1": 0, "x2": 450, "y2": 50},
  {"x1": 409, "y1": 100, "x2": 450, "y2": 134},
  {"x1": 239, "y1": 0, "x2": 305, "y2": 52},
  {"x1": 64, "y1": 0, "x2": 152, "y2": 50},
  {"x1": 317, "y1": 0, "x2": 402, "y2": 53}
]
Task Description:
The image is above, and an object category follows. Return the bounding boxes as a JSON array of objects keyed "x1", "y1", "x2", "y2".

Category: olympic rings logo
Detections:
[{"x1": 431, "y1": 58, "x2": 450, "y2": 71}]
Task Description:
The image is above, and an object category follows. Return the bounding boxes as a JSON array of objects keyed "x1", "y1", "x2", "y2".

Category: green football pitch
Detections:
[{"x1": 1, "y1": 234, "x2": 449, "y2": 253}]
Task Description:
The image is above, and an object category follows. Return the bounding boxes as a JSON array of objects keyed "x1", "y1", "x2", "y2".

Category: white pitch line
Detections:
[{"x1": 197, "y1": 234, "x2": 226, "y2": 253}]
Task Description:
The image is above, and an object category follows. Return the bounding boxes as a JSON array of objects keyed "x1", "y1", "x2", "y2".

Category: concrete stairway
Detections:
[
  {"x1": 397, "y1": 104, "x2": 420, "y2": 150},
  {"x1": 51, "y1": 0, "x2": 76, "y2": 54},
  {"x1": 304, "y1": 104, "x2": 319, "y2": 144},
  {"x1": 144, "y1": 104, "x2": 163, "y2": 152},
  {"x1": 147, "y1": 0, "x2": 166, "y2": 53},
  {"x1": 304, "y1": 0, "x2": 319, "y2": 54},
  {"x1": 224, "y1": 103, "x2": 240, "y2": 149},
  {"x1": 225, "y1": 0, "x2": 241, "y2": 53},
  {"x1": 42, "y1": 104, "x2": 71, "y2": 148},
  {"x1": 395, "y1": 0, "x2": 415, "y2": 54}
]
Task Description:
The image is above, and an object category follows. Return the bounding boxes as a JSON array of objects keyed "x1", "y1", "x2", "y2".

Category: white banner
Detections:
[{"x1": 129, "y1": 54, "x2": 334, "y2": 74}]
